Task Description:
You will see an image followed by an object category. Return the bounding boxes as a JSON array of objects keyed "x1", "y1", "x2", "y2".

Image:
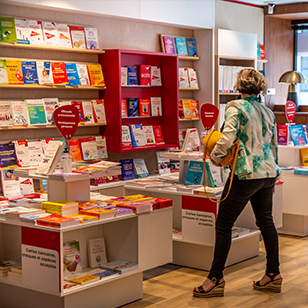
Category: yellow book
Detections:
[
  {"x1": 87, "y1": 64, "x2": 105, "y2": 86},
  {"x1": 69, "y1": 274, "x2": 99, "y2": 285},
  {"x1": 300, "y1": 147, "x2": 308, "y2": 166},
  {"x1": 182, "y1": 100, "x2": 192, "y2": 119},
  {"x1": 190, "y1": 100, "x2": 200, "y2": 119},
  {"x1": 6, "y1": 60, "x2": 24, "y2": 85}
]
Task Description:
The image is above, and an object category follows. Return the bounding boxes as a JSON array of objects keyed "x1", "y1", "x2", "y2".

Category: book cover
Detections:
[
  {"x1": 1, "y1": 169, "x2": 21, "y2": 198},
  {"x1": 121, "y1": 159, "x2": 135, "y2": 180},
  {"x1": 80, "y1": 137, "x2": 99, "y2": 160},
  {"x1": 178, "y1": 68, "x2": 189, "y2": 88},
  {"x1": 129, "y1": 124, "x2": 146, "y2": 147},
  {"x1": 127, "y1": 66, "x2": 138, "y2": 85},
  {"x1": 6, "y1": 60, "x2": 23, "y2": 85},
  {"x1": 41, "y1": 138, "x2": 54, "y2": 154},
  {"x1": 25, "y1": 99, "x2": 47, "y2": 125},
  {"x1": 156, "y1": 152, "x2": 170, "y2": 175},
  {"x1": 259, "y1": 44, "x2": 266, "y2": 60},
  {"x1": 87, "y1": 237, "x2": 107, "y2": 268},
  {"x1": 0, "y1": 102, "x2": 13, "y2": 126},
  {"x1": 190, "y1": 100, "x2": 199, "y2": 119},
  {"x1": 139, "y1": 65, "x2": 151, "y2": 86},
  {"x1": 27, "y1": 20, "x2": 44, "y2": 45},
  {"x1": 68, "y1": 275, "x2": 99, "y2": 285},
  {"x1": 0, "y1": 59, "x2": 8, "y2": 85},
  {"x1": 121, "y1": 99, "x2": 128, "y2": 118},
  {"x1": 150, "y1": 97, "x2": 162, "y2": 116},
  {"x1": 36, "y1": 213, "x2": 79, "y2": 228},
  {"x1": 82, "y1": 101, "x2": 95, "y2": 123},
  {"x1": 183, "y1": 128, "x2": 200, "y2": 152},
  {"x1": 36, "y1": 61, "x2": 54, "y2": 85},
  {"x1": 182, "y1": 100, "x2": 192, "y2": 118},
  {"x1": 187, "y1": 68, "x2": 198, "y2": 88},
  {"x1": 277, "y1": 124, "x2": 288, "y2": 145},
  {"x1": 163, "y1": 36, "x2": 176, "y2": 53},
  {"x1": 133, "y1": 158, "x2": 149, "y2": 178},
  {"x1": 92, "y1": 270, "x2": 117, "y2": 280},
  {"x1": 51, "y1": 62, "x2": 69, "y2": 85},
  {"x1": 71, "y1": 101, "x2": 85, "y2": 123},
  {"x1": 121, "y1": 67, "x2": 127, "y2": 86},
  {"x1": 0, "y1": 143, "x2": 18, "y2": 168},
  {"x1": 175, "y1": 37, "x2": 188, "y2": 56},
  {"x1": 0, "y1": 17, "x2": 17, "y2": 43},
  {"x1": 150, "y1": 66, "x2": 162, "y2": 86},
  {"x1": 289, "y1": 124, "x2": 307, "y2": 145},
  {"x1": 14, "y1": 140, "x2": 30, "y2": 166},
  {"x1": 69, "y1": 139, "x2": 82, "y2": 162},
  {"x1": 27, "y1": 140, "x2": 43, "y2": 166},
  {"x1": 99, "y1": 259, "x2": 138, "y2": 274},
  {"x1": 91, "y1": 99, "x2": 106, "y2": 123},
  {"x1": 178, "y1": 100, "x2": 184, "y2": 119},
  {"x1": 143, "y1": 125, "x2": 156, "y2": 146},
  {"x1": 14, "y1": 18, "x2": 30, "y2": 44},
  {"x1": 185, "y1": 160, "x2": 204, "y2": 185},
  {"x1": 186, "y1": 38, "x2": 197, "y2": 57},
  {"x1": 43, "y1": 98, "x2": 58, "y2": 124},
  {"x1": 122, "y1": 125, "x2": 132, "y2": 149},
  {"x1": 152, "y1": 125, "x2": 165, "y2": 145},
  {"x1": 76, "y1": 64, "x2": 90, "y2": 85},
  {"x1": 139, "y1": 99, "x2": 151, "y2": 117},
  {"x1": 87, "y1": 64, "x2": 105, "y2": 86},
  {"x1": 57, "y1": 23, "x2": 72, "y2": 48},
  {"x1": 300, "y1": 147, "x2": 308, "y2": 166},
  {"x1": 21, "y1": 61, "x2": 38, "y2": 85},
  {"x1": 42, "y1": 21, "x2": 58, "y2": 46},
  {"x1": 70, "y1": 26, "x2": 86, "y2": 49},
  {"x1": 127, "y1": 97, "x2": 139, "y2": 117},
  {"x1": 96, "y1": 136, "x2": 108, "y2": 159},
  {"x1": 257, "y1": 43, "x2": 261, "y2": 59},
  {"x1": 63, "y1": 240, "x2": 82, "y2": 276},
  {"x1": 65, "y1": 62, "x2": 80, "y2": 86},
  {"x1": 84, "y1": 27, "x2": 99, "y2": 50}
]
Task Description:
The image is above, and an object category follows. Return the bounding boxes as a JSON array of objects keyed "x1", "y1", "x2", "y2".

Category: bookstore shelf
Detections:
[
  {"x1": 179, "y1": 118, "x2": 200, "y2": 121},
  {"x1": 121, "y1": 85, "x2": 161, "y2": 88},
  {"x1": 179, "y1": 87, "x2": 200, "y2": 91},
  {"x1": 0, "y1": 122, "x2": 107, "y2": 130},
  {"x1": 179, "y1": 56, "x2": 200, "y2": 60},
  {"x1": 0, "y1": 84, "x2": 106, "y2": 90},
  {"x1": 219, "y1": 92, "x2": 238, "y2": 96}
]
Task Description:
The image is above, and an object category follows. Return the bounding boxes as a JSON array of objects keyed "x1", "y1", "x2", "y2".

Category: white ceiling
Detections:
[{"x1": 239, "y1": 0, "x2": 308, "y2": 5}]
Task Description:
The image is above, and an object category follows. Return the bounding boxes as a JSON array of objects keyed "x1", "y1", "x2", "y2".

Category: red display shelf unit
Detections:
[{"x1": 99, "y1": 49, "x2": 179, "y2": 153}]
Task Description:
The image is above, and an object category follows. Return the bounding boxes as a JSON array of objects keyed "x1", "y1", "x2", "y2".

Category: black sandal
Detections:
[
  {"x1": 253, "y1": 272, "x2": 282, "y2": 293},
  {"x1": 193, "y1": 278, "x2": 225, "y2": 298}
]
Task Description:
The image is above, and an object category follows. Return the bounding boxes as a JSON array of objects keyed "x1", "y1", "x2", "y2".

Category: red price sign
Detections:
[
  {"x1": 53, "y1": 105, "x2": 79, "y2": 140},
  {"x1": 285, "y1": 100, "x2": 296, "y2": 123},
  {"x1": 200, "y1": 103, "x2": 219, "y2": 131}
]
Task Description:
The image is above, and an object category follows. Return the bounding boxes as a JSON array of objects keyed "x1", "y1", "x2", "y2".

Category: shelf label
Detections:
[
  {"x1": 285, "y1": 100, "x2": 296, "y2": 123},
  {"x1": 200, "y1": 103, "x2": 219, "y2": 131}
]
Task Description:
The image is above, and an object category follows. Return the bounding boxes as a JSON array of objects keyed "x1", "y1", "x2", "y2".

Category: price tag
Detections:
[
  {"x1": 200, "y1": 103, "x2": 219, "y2": 131},
  {"x1": 285, "y1": 100, "x2": 296, "y2": 123}
]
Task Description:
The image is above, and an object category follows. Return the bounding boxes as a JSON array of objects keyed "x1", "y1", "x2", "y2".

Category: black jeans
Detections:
[{"x1": 208, "y1": 174, "x2": 279, "y2": 281}]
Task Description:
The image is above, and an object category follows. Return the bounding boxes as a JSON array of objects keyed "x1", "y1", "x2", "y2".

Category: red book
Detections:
[
  {"x1": 116, "y1": 202, "x2": 151, "y2": 214},
  {"x1": 179, "y1": 100, "x2": 184, "y2": 119},
  {"x1": 51, "y1": 62, "x2": 69, "y2": 85},
  {"x1": 139, "y1": 65, "x2": 151, "y2": 86},
  {"x1": 139, "y1": 99, "x2": 151, "y2": 116},
  {"x1": 121, "y1": 99, "x2": 128, "y2": 118},
  {"x1": 152, "y1": 198, "x2": 173, "y2": 210},
  {"x1": 259, "y1": 44, "x2": 266, "y2": 60},
  {"x1": 152, "y1": 125, "x2": 165, "y2": 145},
  {"x1": 69, "y1": 139, "x2": 83, "y2": 161},
  {"x1": 71, "y1": 101, "x2": 85, "y2": 123},
  {"x1": 36, "y1": 214, "x2": 79, "y2": 228}
]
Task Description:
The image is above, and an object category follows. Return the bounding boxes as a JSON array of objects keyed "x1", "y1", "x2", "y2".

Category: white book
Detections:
[
  {"x1": 91, "y1": 99, "x2": 106, "y2": 124},
  {"x1": 58, "y1": 101, "x2": 71, "y2": 107},
  {"x1": 179, "y1": 68, "x2": 189, "y2": 87},
  {"x1": 133, "y1": 158, "x2": 149, "y2": 178},
  {"x1": 143, "y1": 125, "x2": 156, "y2": 145},
  {"x1": 80, "y1": 138, "x2": 99, "y2": 160},
  {"x1": 150, "y1": 97, "x2": 162, "y2": 116},
  {"x1": 96, "y1": 136, "x2": 108, "y2": 159},
  {"x1": 219, "y1": 65, "x2": 224, "y2": 93},
  {"x1": 14, "y1": 141, "x2": 30, "y2": 167},
  {"x1": 82, "y1": 101, "x2": 94, "y2": 124},
  {"x1": 27, "y1": 20, "x2": 44, "y2": 45},
  {"x1": 37, "y1": 61, "x2": 54, "y2": 85},
  {"x1": 151, "y1": 66, "x2": 162, "y2": 86},
  {"x1": 187, "y1": 68, "x2": 198, "y2": 88},
  {"x1": 87, "y1": 237, "x2": 107, "y2": 268},
  {"x1": 57, "y1": 23, "x2": 72, "y2": 48},
  {"x1": 14, "y1": 18, "x2": 30, "y2": 44},
  {"x1": 27, "y1": 141, "x2": 43, "y2": 166},
  {"x1": 122, "y1": 125, "x2": 132, "y2": 148},
  {"x1": 11, "y1": 101, "x2": 29, "y2": 126},
  {"x1": 129, "y1": 124, "x2": 146, "y2": 147},
  {"x1": 156, "y1": 152, "x2": 171, "y2": 175},
  {"x1": 77, "y1": 64, "x2": 90, "y2": 86},
  {"x1": 42, "y1": 21, "x2": 58, "y2": 46},
  {"x1": 1, "y1": 169, "x2": 22, "y2": 199},
  {"x1": 182, "y1": 128, "x2": 200, "y2": 152},
  {"x1": 70, "y1": 26, "x2": 86, "y2": 49},
  {"x1": 0, "y1": 59, "x2": 8, "y2": 85},
  {"x1": 19, "y1": 177, "x2": 35, "y2": 195},
  {"x1": 0, "y1": 102, "x2": 13, "y2": 126},
  {"x1": 223, "y1": 66, "x2": 231, "y2": 93},
  {"x1": 121, "y1": 67, "x2": 127, "y2": 86},
  {"x1": 43, "y1": 98, "x2": 58, "y2": 124},
  {"x1": 84, "y1": 27, "x2": 99, "y2": 50}
]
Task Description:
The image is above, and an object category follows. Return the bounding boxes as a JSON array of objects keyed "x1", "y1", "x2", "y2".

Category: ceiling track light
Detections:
[{"x1": 267, "y1": 3, "x2": 276, "y2": 15}]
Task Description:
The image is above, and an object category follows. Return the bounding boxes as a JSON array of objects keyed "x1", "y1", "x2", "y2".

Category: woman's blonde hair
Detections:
[{"x1": 234, "y1": 69, "x2": 267, "y2": 95}]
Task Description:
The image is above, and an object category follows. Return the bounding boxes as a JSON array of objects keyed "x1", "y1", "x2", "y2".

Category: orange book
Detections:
[
  {"x1": 182, "y1": 100, "x2": 192, "y2": 118},
  {"x1": 69, "y1": 139, "x2": 82, "y2": 161},
  {"x1": 80, "y1": 208, "x2": 115, "y2": 219},
  {"x1": 87, "y1": 64, "x2": 105, "y2": 86},
  {"x1": 190, "y1": 100, "x2": 199, "y2": 119},
  {"x1": 139, "y1": 99, "x2": 151, "y2": 116}
]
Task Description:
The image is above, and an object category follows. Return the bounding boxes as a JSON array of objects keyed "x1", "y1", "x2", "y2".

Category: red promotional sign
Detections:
[
  {"x1": 285, "y1": 100, "x2": 296, "y2": 123},
  {"x1": 53, "y1": 105, "x2": 79, "y2": 140},
  {"x1": 200, "y1": 103, "x2": 219, "y2": 131}
]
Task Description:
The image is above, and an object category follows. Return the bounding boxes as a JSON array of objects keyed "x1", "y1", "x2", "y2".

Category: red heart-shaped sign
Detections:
[
  {"x1": 285, "y1": 100, "x2": 296, "y2": 123},
  {"x1": 200, "y1": 103, "x2": 219, "y2": 131},
  {"x1": 53, "y1": 105, "x2": 79, "y2": 140}
]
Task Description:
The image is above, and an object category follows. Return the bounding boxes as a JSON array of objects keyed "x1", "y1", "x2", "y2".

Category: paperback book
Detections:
[
  {"x1": 289, "y1": 124, "x2": 307, "y2": 145},
  {"x1": 121, "y1": 159, "x2": 135, "y2": 180},
  {"x1": 63, "y1": 240, "x2": 82, "y2": 276},
  {"x1": 150, "y1": 66, "x2": 162, "y2": 86},
  {"x1": 129, "y1": 124, "x2": 146, "y2": 147},
  {"x1": 187, "y1": 68, "x2": 199, "y2": 88},
  {"x1": 84, "y1": 27, "x2": 99, "y2": 50},
  {"x1": 156, "y1": 152, "x2": 170, "y2": 175},
  {"x1": 42, "y1": 21, "x2": 58, "y2": 46},
  {"x1": 127, "y1": 97, "x2": 139, "y2": 117},
  {"x1": 99, "y1": 259, "x2": 138, "y2": 274},
  {"x1": 91, "y1": 99, "x2": 106, "y2": 123},
  {"x1": 28, "y1": 140, "x2": 43, "y2": 166},
  {"x1": 0, "y1": 17, "x2": 17, "y2": 43},
  {"x1": 57, "y1": 23, "x2": 72, "y2": 48},
  {"x1": 0, "y1": 143, "x2": 18, "y2": 168},
  {"x1": 143, "y1": 125, "x2": 156, "y2": 146},
  {"x1": 21, "y1": 61, "x2": 38, "y2": 84},
  {"x1": 27, "y1": 20, "x2": 44, "y2": 45},
  {"x1": 87, "y1": 64, "x2": 105, "y2": 86},
  {"x1": 185, "y1": 160, "x2": 204, "y2": 185},
  {"x1": 121, "y1": 99, "x2": 128, "y2": 118},
  {"x1": 277, "y1": 124, "x2": 288, "y2": 145},
  {"x1": 14, "y1": 140, "x2": 30, "y2": 167},
  {"x1": 162, "y1": 36, "x2": 176, "y2": 53},
  {"x1": 1, "y1": 169, "x2": 21, "y2": 198},
  {"x1": 14, "y1": 18, "x2": 30, "y2": 44},
  {"x1": 152, "y1": 125, "x2": 165, "y2": 145},
  {"x1": 139, "y1": 65, "x2": 151, "y2": 86},
  {"x1": 96, "y1": 136, "x2": 108, "y2": 159},
  {"x1": 133, "y1": 158, "x2": 149, "y2": 178},
  {"x1": 139, "y1": 99, "x2": 151, "y2": 116},
  {"x1": 150, "y1": 97, "x2": 162, "y2": 116},
  {"x1": 51, "y1": 62, "x2": 69, "y2": 85},
  {"x1": 82, "y1": 101, "x2": 95, "y2": 123},
  {"x1": 77, "y1": 64, "x2": 90, "y2": 85},
  {"x1": 69, "y1": 139, "x2": 83, "y2": 162},
  {"x1": 127, "y1": 66, "x2": 138, "y2": 85},
  {"x1": 0, "y1": 59, "x2": 8, "y2": 84},
  {"x1": 37, "y1": 61, "x2": 54, "y2": 85},
  {"x1": 70, "y1": 26, "x2": 86, "y2": 49},
  {"x1": 87, "y1": 237, "x2": 107, "y2": 268},
  {"x1": 182, "y1": 100, "x2": 192, "y2": 118},
  {"x1": 25, "y1": 99, "x2": 48, "y2": 125},
  {"x1": 6, "y1": 60, "x2": 23, "y2": 85},
  {"x1": 80, "y1": 137, "x2": 99, "y2": 160},
  {"x1": 71, "y1": 101, "x2": 85, "y2": 123},
  {"x1": 175, "y1": 37, "x2": 188, "y2": 56},
  {"x1": 122, "y1": 125, "x2": 132, "y2": 149},
  {"x1": 65, "y1": 62, "x2": 80, "y2": 86},
  {"x1": 186, "y1": 38, "x2": 197, "y2": 57},
  {"x1": 121, "y1": 67, "x2": 128, "y2": 86},
  {"x1": 43, "y1": 98, "x2": 58, "y2": 124},
  {"x1": 178, "y1": 68, "x2": 189, "y2": 88},
  {"x1": 0, "y1": 102, "x2": 13, "y2": 127}
]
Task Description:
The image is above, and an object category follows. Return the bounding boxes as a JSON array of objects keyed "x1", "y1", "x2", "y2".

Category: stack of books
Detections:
[
  {"x1": 41, "y1": 200, "x2": 79, "y2": 216},
  {"x1": 36, "y1": 213, "x2": 80, "y2": 228}
]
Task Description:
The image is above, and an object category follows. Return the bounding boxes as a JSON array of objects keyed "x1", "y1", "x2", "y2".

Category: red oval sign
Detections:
[
  {"x1": 53, "y1": 105, "x2": 79, "y2": 140},
  {"x1": 285, "y1": 100, "x2": 296, "y2": 123},
  {"x1": 200, "y1": 103, "x2": 219, "y2": 131}
]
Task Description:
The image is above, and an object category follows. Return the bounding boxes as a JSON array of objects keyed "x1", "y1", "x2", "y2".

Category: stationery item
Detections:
[
  {"x1": 0, "y1": 102, "x2": 13, "y2": 126},
  {"x1": 21, "y1": 61, "x2": 38, "y2": 84},
  {"x1": 121, "y1": 159, "x2": 135, "y2": 180},
  {"x1": 162, "y1": 36, "x2": 176, "y2": 53},
  {"x1": 150, "y1": 97, "x2": 162, "y2": 116},
  {"x1": 91, "y1": 99, "x2": 106, "y2": 123},
  {"x1": 36, "y1": 61, "x2": 54, "y2": 85},
  {"x1": 121, "y1": 67, "x2": 127, "y2": 86},
  {"x1": 14, "y1": 18, "x2": 30, "y2": 44},
  {"x1": 175, "y1": 37, "x2": 188, "y2": 56},
  {"x1": 65, "y1": 63, "x2": 80, "y2": 86},
  {"x1": 27, "y1": 20, "x2": 44, "y2": 45},
  {"x1": 42, "y1": 21, "x2": 58, "y2": 46},
  {"x1": 87, "y1": 64, "x2": 105, "y2": 86},
  {"x1": 25, "y1": 99, "x2": 47, "y2": 125},
  {"x1": 139, "y1": 65, "x2": 151, "y2": 86},
  {"x1": 70, "y1": 26, "x2": 86, "y2": 49},
  {"x1": 57, "y1": 23, "x2": 72, "y2": 48},
  {"x1": 76, "y1": 64, "x2": 90, "y2": 85},
  {"x1": 127, "y1": 97, "x2": 139, "y2": 117},
  {"x1": 84, "y1": 27, "x2": 99, "y2": 50},
  {"x1": 129, "y1": 124, "x2": 146, "y2": 147},
  {"x1": 127, "y1": 66, "x2": 138, "y2": 85},
  {"x1": 178, "y1": 67, "x2": 189, "y2": 87},
  {"x1": 51, "y1": 62, "x2": 69, "y2": 85},
  {"x1": 150, "y1": 66, "x2": 162, "y2": 86},
  {"x1": 6, "y1": 60, "x2": 23, "y2": 85},
  {"x1": 0, "y1": 59, "x2": 8, "y2": 84}
]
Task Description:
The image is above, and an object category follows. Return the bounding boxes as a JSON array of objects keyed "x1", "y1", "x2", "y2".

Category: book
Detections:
[
  {"x1": 129, "y1": 124, "x2": 146, "y2": 147},
  {"x1": 185, "y1": 160, "x2": 204, "y2": 185},
  {"x1": 66, "y1": 214, "x2": 98, "y2": 224},
  {"x1": 36, "y1": 61, "x2": 54, "y2": 85},
  {"x1": 1, "y1": 169, "x2": 21, "y2": 198},
  {"x1": 277, "y1": 124, "x2": 289, "y2": 145},
  {"x1": 182, "y1": 100, "x2": 192, "y2": 119},
  {"x1": 186, "y1": 38, "x2": 197, "y2": 57},
  {"x1": 139, "y1": 99, "x2": 151, "y2": 117},
  {"x1": 63, "y1": 240, "x2": 82, "y2": 275},
  {"x1": 82, "y1": 101, "x2": 95, "y2": 123},
  {"x1": 175, "y1": 37, "x2": 188, "y2": 56},
  {"x1": 27, "y1": 141, "x2": 43, "y2": 166},
  {"x1": 133, "y1": 158, "x2": 149, "y2": 178},
  {"x1": 139, "y1": 65, "x2": 151, "y2": 86},
  {"x1": 121, "y1": 67, "x2": 127, "y2": 86},
  {"x1": 121, "y1": 159, "x2": 135, "y2": 181},
  {"x1": 80, "y1": 137, "x2": 99, "y2": 160},
  {"x1": 143, "y1": 125, "x2": 156, "y2": 146},
  {"x1": 6, "y1": 60, "x2": 23, "y2": 85},
  {"x1": 156, "y1": 152, "x2": 170, "y2": 175},
  {"x1": 121, "y1": 99, "x2": 128, "y2": 118},
  {"x1": 289, "y1": 124, "x2": 307, "y2": 145},
  {"x1": 76, "y1": 63, "x2": 90, "y2": 85},
  {"x1": 87, "y1": 64, "x2": 105, "y2": 86},
  {"x1": 182, "y1": 128, "x2": 200, "y2": 152},
  {"x1": 25, "y1": 99, "x2": 47, "y2": 125},
  {"x1": 150, "y1": 97, "x2": 162, "y2": 116},
  {"x1": 69, "y1": 139, "x2": 82, "y2": 161},
  {"x1": 84, "y1": 27, "x2": 99, "y2": 50},
  {"x1": 300, "y1": 147, "x2": 308, "y2": 166},
  {"x1": 70, "y1": 26, "x2": 86, "y2": 49},
  {"x1": 57, "y1": 23, "x2": 72, "y2": 48},
  {"x1": 190, "y1": 100, "x2": 200, "y2": 119},
  {"x1": 65, "y1": 62, "x2": 80, "y2": 86},
  {"x1": 37, "y1": 213, "x2": 79, "y2": 228},
  {"x1": 71, "y1": 101, "x2": 85, "y2": 123},
  {"x1": 258, "y1": 43, "x2": 266, "y2": 60},
  {"x1": 152, "y1": 125, "x2": 165, "y2": 145},
  {"x1": 122, "y1": 125, "x2": 132, "y2": 149},
  {"x1": 80, "y1": 208, "x2": 115, "y2": 220},
  {"x1": 0, "y1": 143, "x2": 18, "y2": 168},
  {"x1": 187, "y1": 68, "x2": 199, "y2": 88},
  {"x1": 42, "y1": 21, "x2": 58, "y2": 46},
  {"x1": 21, "y1": 61, "x2": 38, "y2": 84},
  {"x1": 69, "y1": 275, "x2": 99, "y2": 285},
  {"x1": 27, "y1": 20, "x2": 44, "y2": 45},
  {"x1": 19, "y1": 177, "x2": 35, "y2": 195},
  {"x1": 0, "y1": 59, "x2": 8, "y2": 84},
  {"x1": 51, "y1": 62, "x2": 69, "y2": 85},
  {"x1": 14, "y1": 140, "x2": 30, "y2": 166},
  {"x1": 0, "y1": 102, "x2": 13, "y2": 126},
  {"x1": 43, "y1": 98, "x2": 58, "y2": 124},
  {"x1": 127, "y1": 97, "x2": 139, "y2": 117},
  {"x1": 99, "y1": 259, "x2": 138, "y2": 274},
  {"x1": 91, "y1": 99, "x2": 106, "y2": 123},
  {"x1": 150, "y1": 66, "x2": 162, "y2": 86},
  {"x1": 87, "y1": 237, "x2": 107, "y2": 268},
  {"x1": 162, "y1": 36, "x2": 176, "y2": 53},
  {"x1": 178, "y1": 68, "x2": 189, "y2": 87},
  {"x1": 0, "y1": 17, "x2": 17, "y2": 43},
  {"x1": 92, "y1": 270, "x2": 118, "y2": 280},
  {"x1": 96, "y1": 136, "x2": 108, "y2": 159},
  {"x1": 127, "y1": 66, "x2": 138, "y2": 85},
  {"x1": 14, "y1": 18, "x2": 29, "y2": 44}
]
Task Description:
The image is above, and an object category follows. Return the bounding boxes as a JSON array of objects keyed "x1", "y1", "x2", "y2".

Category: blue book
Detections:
[
  {"x1": 0, "y1": 143, "x2": 18, "y2": 168},
  {"x1": 129, "y1": 124, "x2": 146, "y2": 147},
  {"x1": 133, "y1": 158, "x2": 149, "y2": 178},
  {"x1": 185, "y1": 160, "x2": 204, "y2": 185},
  {"x1": 65, "y1": 63, "x2": 80, "y2": 86},
  {"x1": 174, "y1": 37, "x2": 188, "y2": 56},
  {"x1": 127, "y1": 97, "x2": 139, "y2": 117},
  {"x1": 257, "y1": 44, "x2": 261, "y2": 59},
  {"x1": 92, "y1": 270, "x2": 117, "y2": 279},
  {"x1": 121, "y1": 159, "x2": 135, "y2": 180},
  {"x1": 289, "y1": 124, "x2": 307, "y2": 145},
  {"x1": 21, "y1": 61, "x2": 38, "y2": 84},
  {"x1": 127, "y1": 66, "x2": 138, "y2": 85},
  {"x1": 186, "y1": 38, "x2": 197, "y2": 57}
]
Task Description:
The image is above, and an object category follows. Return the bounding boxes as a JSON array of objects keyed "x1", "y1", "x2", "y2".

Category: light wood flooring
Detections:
[{"x1": 123, "y1": 234, "x2": 308, "y2": 308}]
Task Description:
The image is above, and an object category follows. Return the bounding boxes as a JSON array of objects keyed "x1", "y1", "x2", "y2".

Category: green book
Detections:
[
  {"x1": 0, "y1": 17, "x2": 17, "y2": 43},
  {"x1": 0, "y1": 59, "x2": 8, "y2": 84}
]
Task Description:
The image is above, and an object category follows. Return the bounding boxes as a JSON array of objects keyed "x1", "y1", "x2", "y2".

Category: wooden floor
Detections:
[{"x1": 124, "y1": 234, "x2": 308, "y2": 308}]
